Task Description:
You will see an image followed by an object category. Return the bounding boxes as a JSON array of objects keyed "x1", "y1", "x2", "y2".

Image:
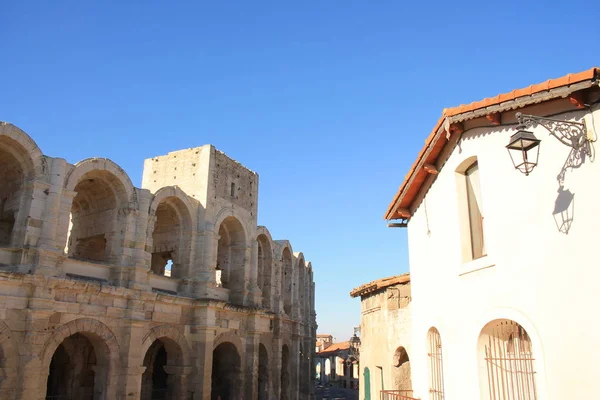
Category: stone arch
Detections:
[
  {"x1": 216, "y1": 215, "x2": 248, "y2": 305},
  {"x1": 211, "y1": 341, "x2": 242, "y2": 400},
  {"x1": 0, "y1": 122, "x2": 44, "y2": 176},
  {"x1": 40, "y1": 318, "x2": 121, "y2": 400},
  {"x1": 62, "y1": 159, "x2": 135, "y2": 264},
  {"x1": 147, "y1": 187, "x2": 196, "y2": 279},
  {"x1": 279, "y1": 244, "x2": 293, "y2": 316},
  {"x1": 392, "y1": 345, "x2": 412, "y2": 391},
  {"x1": 213, "y1": 331, "x2": 244, "y2": 357},
  {"x1": 294, "y1": 252, "x2": 306, "y2": 320},
  {"x1": 65, "y1": 158, "x2": 134, "y2": 200},
  {"x1": 256, "y1": 230, "x2": 274, "y2": 310},
  {"x1": 0, "y1": 321, "x2": 19, "y2": 399},
  {"x1": 213, "y1": 206, "x2": 251, "y2": 243},
  {"x1": 0, "y1": 123, "x2": 44, "y2": 247},
  {"x1": 140, "y1": 325, "x2": 192, "y2": 400}
]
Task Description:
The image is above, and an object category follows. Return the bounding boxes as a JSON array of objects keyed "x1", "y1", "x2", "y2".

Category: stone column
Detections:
[
  {"x1": 164, "y1": 365, "x2": 193, "y2": 400},
  {"x1": 117, "y1": 321, "x2": 147, "y2": 400},
  {"x1": 192, "y1": 327, "x2": 215, "y2": 400},
  {"x1": 53, "y1": 189, "x2": 76, "y2": 254},
  {"x1": 271, "y1": 336, "x2": 283, "y2": 400},
  {"x1": 244, "y1": 331, "x2": 260, "y2": 400},
  {"x1": 245, "y1": 243, "x2": 261, "y2": 307},
  {"x1": 38, "y1": 158, "x2": 67, "y2": 249},
  {"x1": 121, "y1": 189, "x2": 152, "y2": 291}
]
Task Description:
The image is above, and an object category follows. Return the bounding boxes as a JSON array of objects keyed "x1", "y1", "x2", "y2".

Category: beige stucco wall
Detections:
[
  {"x1": 358, "y1": 282, "x2": 411, "y2": 400},
  {"x1": 0, "y1": 121, "x2": 317, "y2": 400},
  {"x1": 405, "y1": 102, "x2": 600, "y2": 400}
]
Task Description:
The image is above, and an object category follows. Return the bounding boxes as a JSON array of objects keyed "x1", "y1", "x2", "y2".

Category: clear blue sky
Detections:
[{"x1": 2, "y1": 1, "x2": 598, "y2": 342}]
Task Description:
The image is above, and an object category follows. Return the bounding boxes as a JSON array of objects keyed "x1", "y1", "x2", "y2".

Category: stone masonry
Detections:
[{"x1": 0, "y1": 121, "x2": 317, "y2": 400}]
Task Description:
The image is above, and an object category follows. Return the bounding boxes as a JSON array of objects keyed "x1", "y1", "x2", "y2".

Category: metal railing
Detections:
[
  {"x1": 380, "y1": 389, "x2": 420, "y2": 400},
  {"x1": 484, "y1": 320, "x2": 537, "y2": 400}
]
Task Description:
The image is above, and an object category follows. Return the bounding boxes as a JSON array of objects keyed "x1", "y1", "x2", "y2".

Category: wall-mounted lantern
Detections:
[
  {"x1": 506, "y1": 112, "x2": 590, "y2": 176},
  {"x1": 506, "y1": 128, "x2": 541, "y2": 175}
]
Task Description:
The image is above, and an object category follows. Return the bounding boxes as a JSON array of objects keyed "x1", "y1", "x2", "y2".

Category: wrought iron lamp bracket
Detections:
[{"x1": 516, "y1": 112, "x2": 591, "y2": 156}]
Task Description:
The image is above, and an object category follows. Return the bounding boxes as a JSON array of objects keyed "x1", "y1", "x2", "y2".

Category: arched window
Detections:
[
  {"x1": 217, "y1": 216, "x2": 246, "y2": 305},
  {"x1": 67, "y1": 170, "x2": 128, "y2": 263},
  {"x1": 257, "y1": 235, "x2": 273, "y2": 309},
  {"x1": 281, "y1": 248, "x2": 293, "y2": 315},
  {"x1": 149, "y1": 196, "x2": 192, "y2": 279},
  {"x1": 478, "y1": 319, "x2": 537, "y2": 399},
  {"x1": 427, "y1": 328, "x2": 444, "y2": 400}
]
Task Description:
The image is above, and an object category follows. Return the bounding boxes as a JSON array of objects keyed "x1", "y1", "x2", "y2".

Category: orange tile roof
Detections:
[
  {"x1": 350, "y1": 273, "x2": 410, "y2": 298},
  {"x1": 385, "y1": 67, "x2": 599, "y2": 220},
  {"x1": 316, "y1": 341, "x2": 350, "y2": 355}
]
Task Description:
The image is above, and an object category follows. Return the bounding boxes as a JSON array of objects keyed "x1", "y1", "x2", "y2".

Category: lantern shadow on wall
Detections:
[{"x1": 552, "y1": 186, "x2": 575, "y2": 235}]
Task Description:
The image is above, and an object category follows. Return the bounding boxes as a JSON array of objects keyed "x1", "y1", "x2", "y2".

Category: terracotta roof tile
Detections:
[
  {"x1": 385, "y1": 67, "x2": 599, "y2": 220},
  {"x1": 317, "y1": 341, "x2": 350, "y2": 355},
  {"x1": 350, "y1": 273, "x2": 410, "y2": 298}
]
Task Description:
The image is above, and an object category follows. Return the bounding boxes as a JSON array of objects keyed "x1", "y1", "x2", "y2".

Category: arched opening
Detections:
[
  {"x1": 141, "y1": 338, "x2": 184, "y2": 400},
  {"x1": 427, "y1": 327, "x2": 444, "y2": 400},
  {"x1": 324, "y1": 358, "x2": 331, "y2": 379},
  {"x1": 257, "y1": 235, "x2": 273, "y2": 309},
  {"x1": 217, "y1": 216, "x2": 246, "y2": 304},
  {"x1": 211, "y1": 342, "x2": 241, "y2": 400},
  {"x1": 257, "y1": 344, "x2": 269, "y2": 400},
  {"x1": 150, "y1": 197, "x2": 191, "y2": 278},
  {"x1": 478, "y1": 319, "x2": 537, "y2": 400},
  {"x1": 0, "y1": 136, "x2": 33, "y2": 247},
  {"x1": 297, "y1": 257, "x2": 306, "y2": 320},
  {"x1": 46, "y1": 333, "x2": 107, "y2": 400},
  {"x1": 67, "y1": 171, "x2": 127, "y2": 263},
  {"x1": 315, "y1": 361, "x2": 322, "y2": 381},
  {"x1": 281, "y1": 248, "x2": 292, "y2": 315},
  {"x1": 280, "y1": 345, "x2": 290, "y2": 400},
  {"x1": 392, "y1": 346, "x2": 412, "y2": 392}
]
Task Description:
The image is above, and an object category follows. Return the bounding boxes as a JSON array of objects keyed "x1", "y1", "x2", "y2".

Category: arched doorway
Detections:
[
  {"x1": 257, "y1": 235, "x2": 273, "y2": 309},
  {"x1": 67, "y1": 170, "x2": 128, "y2": 263},
  {"x1": 257, "y1": 344, "x2": 269, "y2": 400},
  {"x1": 150, "y1": 197, "x2": 191, "y2": 278},
  {"x1": 478, "y1": 319, "x2": 538, "y2": 400},
  {"x1": 281, "y1": 248, "x2": 292, "y2": 315},
  {"x1": 46, "y1": 333, "x2": 107, "y2": 400},
  {"x1": 0, "y1": 135, "x2": 33, "y2": 247},
  {"x1": 280, "y1": 345, "x2": 290, "y2": 400},
  {"x1": 211, "y1": 342, "x2": 241, "y2": 400},
  {"x1": 216, "y1": 216, "x2": 246, "y2": 304},
  {"x1": 392, "y1": 346, "x2": 412, "y2": 391},
  {"x1": 141, "y1": 338, "x2": 185, "y2": 400}
]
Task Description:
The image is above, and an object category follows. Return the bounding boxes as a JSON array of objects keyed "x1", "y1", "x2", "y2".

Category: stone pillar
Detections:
[
  {"x1": 38, "y1": 158, "x2": 67, "y2": 249},
  {"x1": 244, "y1": 331, "x2": 260, "y2": 400},
  {"x1": 119, "y1": 189, "x2": 151, "y2": 291},
  {"x1": 110, "y1": 207, "x2": 140, "y2": 285},
  {"x1": 117, "y1": 321, "x2": 147, "y2": 400},
  {"x1": 192, "y1": 327, "x2": 215, "y2": 400},
  {"x1": 271, "y1": 337, "x2": 283, "y2": 400},
  {"x1": 245, "y1": 244, "x2": 261, "y2": 307},
  {"x1": 290, "y1": 335, "x2": 300, "y2": 400},
  {"x1": 54, "y1": 189, "x2": 76, "y2": 255},
  {"x1": 164, "y1": 365, "x2": 193, "y2": 400}
]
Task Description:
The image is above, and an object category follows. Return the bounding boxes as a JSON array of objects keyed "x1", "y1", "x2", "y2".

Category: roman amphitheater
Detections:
[{"x1": 0, "y1": 121, "x2": 316, "y2": 400}]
